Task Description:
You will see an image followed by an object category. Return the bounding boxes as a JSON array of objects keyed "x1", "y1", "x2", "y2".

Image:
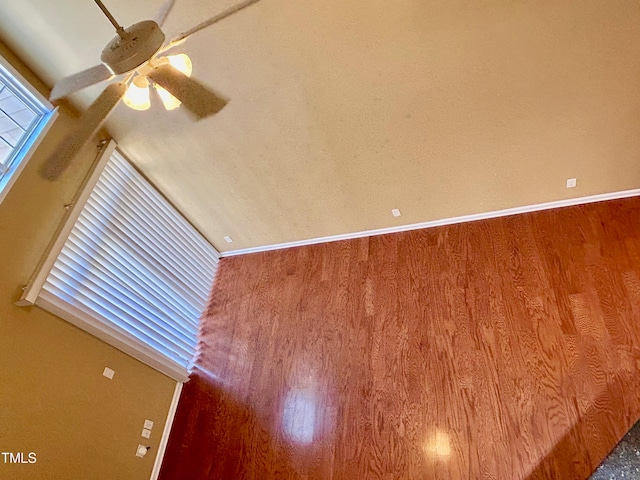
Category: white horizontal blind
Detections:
[{"x1": 37, "y1": 151, "x2": 218, "y2": 381}]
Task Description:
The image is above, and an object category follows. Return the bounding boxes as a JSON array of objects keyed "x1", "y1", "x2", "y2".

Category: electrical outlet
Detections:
[
  {"x1": 566, "y1": 178, "x2": 577, "y2": 188},
  {"x1": 102, "y1": 367, "x2": 115, "y2": 379},
  {"x1": 136, "y1": 444, "x2": 148, "y2": 458},
  {"x1": 224, "y1": 236, "x2": 233, "y2": 243},
  {"x1": 143, "y1": 419, "x2": 154, "y2": 430},
  {"x1": 141, "y1": 428, "x2": 151, "y2": 439},
  {"x1": 391, "y1": 208, "x2": 401, "y2": 217}
]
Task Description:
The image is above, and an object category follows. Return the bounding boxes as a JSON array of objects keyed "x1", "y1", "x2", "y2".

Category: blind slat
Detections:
[
  {"x1": 89, "y1": 179, "x2": 216, "y2": 287},
  {"x1": 62, "y1": 234, "x2": 200, "y2": 326},
  {"x1": 44, "y1": 273, "x2": 193, "y2": 363},
  {"x1": 104, "y1": 160, "x2": 218, "y2": 271},
  {"x1": 49, "y1": 255, "x2": 197, "y2": 345},
  {"x1": 72, "y1": 210, "x2": 209, "y2": 311}
]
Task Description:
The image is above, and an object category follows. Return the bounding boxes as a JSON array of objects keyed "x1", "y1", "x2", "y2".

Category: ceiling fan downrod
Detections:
[{"x1": 94, "y1": 0, "x2": 127, "y2": 39}]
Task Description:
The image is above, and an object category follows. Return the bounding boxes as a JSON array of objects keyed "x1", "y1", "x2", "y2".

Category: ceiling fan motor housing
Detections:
[{"x1": 101, "y1": 20, "x2": 165, "y2": 75}]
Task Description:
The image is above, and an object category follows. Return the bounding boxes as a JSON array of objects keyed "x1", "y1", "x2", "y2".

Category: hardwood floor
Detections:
[{"x1": 159, "y1": 198, "x2": 640, "y2": 479}]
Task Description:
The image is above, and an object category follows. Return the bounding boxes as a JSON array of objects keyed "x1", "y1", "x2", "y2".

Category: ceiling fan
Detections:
[{"x1": 41, "y1": 0, "x2": 260, "y2": 180}]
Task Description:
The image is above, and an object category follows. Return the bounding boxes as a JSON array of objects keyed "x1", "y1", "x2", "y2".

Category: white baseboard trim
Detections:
[
  {"x1": 221, "y1": 189, "x2": 640, "y2": 257},
  {"x1": 150, "y1": 381, "x2": 183, "y2": 480}
]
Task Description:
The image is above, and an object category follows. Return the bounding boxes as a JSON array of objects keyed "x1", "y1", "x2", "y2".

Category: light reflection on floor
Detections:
[{"x1": 282, "y1": 388, "x2": 317, "y2": 444}]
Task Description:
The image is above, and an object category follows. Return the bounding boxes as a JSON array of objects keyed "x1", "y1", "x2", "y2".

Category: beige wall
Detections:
[
  {"x1": 0, "y1": 43, "x2": 176, "y2": 479},
  {"x1": 2, "y1": 2, "x2": 640, "y2": 252}
]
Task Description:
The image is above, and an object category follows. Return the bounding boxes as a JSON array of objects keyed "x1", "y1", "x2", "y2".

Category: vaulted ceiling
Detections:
[{"x1": 1, "y1": 0, "x2": 640, "y2": 252}]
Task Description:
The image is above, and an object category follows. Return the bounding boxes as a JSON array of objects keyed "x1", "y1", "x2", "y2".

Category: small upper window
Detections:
[{"x1": 0, "y1": 57, "x2": 55, "y2": 202}]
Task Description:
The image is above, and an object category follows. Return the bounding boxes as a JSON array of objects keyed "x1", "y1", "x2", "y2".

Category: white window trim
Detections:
[{"x1": 0, "y1": 55, "x2": 58, "y2": 205}]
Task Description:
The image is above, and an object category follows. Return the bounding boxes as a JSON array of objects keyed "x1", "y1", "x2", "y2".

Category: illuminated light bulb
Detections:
[
  {"x1": 166, "y1": 53, "x2": 193, "y2": 77},
  {"x1": 156, "y1": 85, "x2": 181, "y2": 111},
  {"x1": 123, "y1": 76, "x2": 151, "y2": 111}
]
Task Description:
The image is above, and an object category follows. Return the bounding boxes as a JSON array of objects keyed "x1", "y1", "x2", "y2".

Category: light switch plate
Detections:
[
  {"x1": 141, "y1": 428, "x2": 151, "y2": 439},
  {"x1": 143, "y1": 419, "x2": 154, "y2": 430},
  {"x1": 102, "y1": 367, "x2": 115, "y2": 379}
]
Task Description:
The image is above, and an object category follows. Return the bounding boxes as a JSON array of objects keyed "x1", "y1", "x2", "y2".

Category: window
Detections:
[
  {"x1": 18, "y1": 145, "x2": 220, "y2": 381},
  {"x1": 0, "y1": 56, "x2": 55, "y2": 202}
]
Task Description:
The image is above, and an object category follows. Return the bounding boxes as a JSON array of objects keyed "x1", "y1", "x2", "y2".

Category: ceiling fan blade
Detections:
[
  {"x1": 166, "y1": 0, "x2": 260, "y2": 47},
  {"x1": 147, "y1": 64, "x2": 228, "y2": 119},
  {"x1": 153, "y1": 0, "x2": 176, "y2": 27},
  {"x1": 50, "y1": 64, "x2": 113, "y2": 102},
  {"x1": 41, "y1": 82, "x2": 126, "y2": 180}
]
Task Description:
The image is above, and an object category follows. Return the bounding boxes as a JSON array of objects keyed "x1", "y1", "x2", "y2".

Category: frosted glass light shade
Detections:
[
  {"x1": 156, "y1": 85, "x2": 181, "y2": 111},
  {"x1": 166, "y1": 54, "x2": 192, "y2": 77},
  {"x1": 123, "y1": 76, "x2": 151, "y2": 111}
]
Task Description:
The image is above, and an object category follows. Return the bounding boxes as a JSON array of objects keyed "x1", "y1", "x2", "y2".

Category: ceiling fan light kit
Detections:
[
  {"x1": 124, "y1": 53, "x2": 193, "y2": 111},
  {"x1": 43, "y1": 0, "x2": 262, "y2": 180},
  {"x1": 123, "y1": 54, "x2": 192, "y2": 111}
]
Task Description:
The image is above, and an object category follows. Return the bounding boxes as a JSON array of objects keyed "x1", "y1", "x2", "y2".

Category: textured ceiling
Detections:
[{"x1": 1, "y1": 0, "x2": 640, "y2": 252}]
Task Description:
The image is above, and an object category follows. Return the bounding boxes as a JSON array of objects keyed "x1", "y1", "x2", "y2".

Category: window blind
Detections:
[{"x1": 27, "y1": 149, "x2": 219, "y2": 381}]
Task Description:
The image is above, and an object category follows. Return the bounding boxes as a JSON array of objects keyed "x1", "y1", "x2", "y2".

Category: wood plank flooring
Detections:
[{"x1": 159, "y1": 198, "x2": 640, "y2": 479}]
